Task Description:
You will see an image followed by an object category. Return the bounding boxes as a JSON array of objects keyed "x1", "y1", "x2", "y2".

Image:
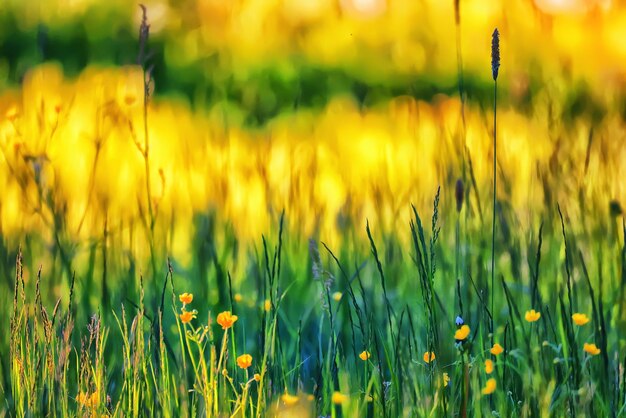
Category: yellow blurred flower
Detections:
[
  {"x1": 443, "y1": 372, "x2": 450, "y2": 387},
  {"x1": 332, "y1": 391, "x2": 348, "y2": 404},
  {"x1": 179, "y1": 310, "x2": 195, "y2": 324},
  {"x1": 179, "y1": 293, "x2": 193, "y2": 305},
  {"x1": 490, "y1": 343, "x2": 504, "y2": 356},
  {"x1": 234, "y1": 293, "x2": 243, "y2": 302},
  {"x1": 264, "y1": 299, "x2": 272, "y2": 312},
  {"x1": 281, "y1": 393, "x2": 299, "y2": 406},
  {"x1": 216, "y1": 311, "x2": 238, "y2": 330},
  {"x1": 572, "y1": 313, "x2": 590, "y2": 326},
  {"x1": 236, "y1": 354, "x2": 253, "y2": 369},
  {"x1": 76, "y1": 390, "x2": 98, "y2": 408},
  {"x1": 485, "y1": 359, "x2": 494, "y2": 374},
  {"x1": 423, "y1": 351, "x2": 436, "y2": 363},
  {"x1": 525, "y1": 309, "x2": 541, "y2": 322},
  {"x1": 583, "y1": 343, "x2": 601, "y2": 356},
  {"x1": 332, "y1": 291, "x2": 342, "y2": 301},
  {"x1": 454, "y1": 325, "x2": 470, "y2": 341},
  {"x1": 254, "y1": 373, "x2": 261, "y2": 382},
  {"x1": 359, "y1": 350, "x2": 371, "y2": 361},
  {"x1": 481, "y1": 378, "x2": 497, "y2": 395}
]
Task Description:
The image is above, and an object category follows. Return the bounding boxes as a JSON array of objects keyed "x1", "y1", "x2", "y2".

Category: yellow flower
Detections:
[
  {"x1": 236, "y1": 354, "x2": 253, "y2": 369},
  {"x1": 179, "y1": 293, "x2": 193, "y2": 305},
  {"x1": 332, "y1": 291, "x2": 342, "y2": 302},
  {"x1": 443, "y1": 372, "x2": 450, "y2": 387},
  {"x1": 490, "y1": 343, "x2": 504, "y2": 356},
  {"x1": 76, "y1": 390, "x2": 98, "y2": 408},
  {"x1": 423, "y1": 351, "x2": 436, "y2": 363},
  {"x1": 481, "y1": 378, "x2": 497, "y2": 395},
  {"x1": 525, "y1": 309, "x2": 541, "y2": 322},
  {"x1": 583, "y1": 343, "x2": 601, "y2": 356},
  {"x1": 281, "y1": 393, "x2": 299, "y2": 406},
  {"x1": 216, "y1": 311, "x2": 238, "y2": 330},
  {"x1": 221, "y1": 369, "x2": 229, "y2": 377},
  {"x1": 359, "y1": 350, "x2": 371, "y2": 361},
  {"x1": 234, "y1": 293, "x2": 243, "y2": 302},
  {"x1": 76, "y1": 391, "x2": 89, "y2": 407},
  {"x1": 572, "y1": 313, "x2": 590, "y2": 326},
  {"x1": 331, "y1": 391, "x2": 348, "y2": 404},
  {"x1": 307, "y1": 394, "x2": 315, "y2": 401},
  {"x1": 254, "y1": 373, "x2": 261, "y2": 382},
  {"x1": 179, "y1": 310, "x2": 195, "y2": 324},
  {"x1": 264, "y1": 299, "x2": 272, "y2": 312},
  {"x1": 454, "y1": 325, "x2": 470, "y2": 340},
  {"x1": 485, "y1": 359, "x2": 494, "y2": 374}
]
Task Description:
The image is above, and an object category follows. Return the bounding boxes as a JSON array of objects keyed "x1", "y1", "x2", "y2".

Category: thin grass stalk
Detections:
[{"x1": 490, "y1": 28, "x2": 500, "y2": 337}]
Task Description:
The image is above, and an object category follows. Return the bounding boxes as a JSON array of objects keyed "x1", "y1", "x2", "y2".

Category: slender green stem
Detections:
[{"x1": 491, "y1": 79, "x2": 497, "y2": 337}]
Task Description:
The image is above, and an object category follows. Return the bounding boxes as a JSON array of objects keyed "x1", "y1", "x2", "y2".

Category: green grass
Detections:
[{"x1": 1, "y1": 192, "x2": 625, "y2": 417}]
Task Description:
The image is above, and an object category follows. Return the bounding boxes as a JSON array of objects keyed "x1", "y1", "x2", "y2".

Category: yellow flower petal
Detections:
[
  {"x1": 481, "y1": 378, "x2": 497, "y2": 395},
  {"x1": 525, "y1": 309, "x2": 541, "y2": 322},
  {"x1": 454, "y1": 325, "x2": 470, "y2": 340},
  {"x1": 490, "y1": 343, "x2": 504, "y2": 356},
  {"x1": 572, "y1": 313, "x2": 590, "y2": 326}
]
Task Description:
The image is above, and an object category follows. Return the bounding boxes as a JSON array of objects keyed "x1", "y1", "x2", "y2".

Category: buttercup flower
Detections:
[
  {"x1": 485, "y1": 359, "x2": 494, "y2": 374},
  {"x1": 179, "y1": 293, "x2": 193, "y2": 305},
  {"x1": 423, "y1": 351, "x2": 436, "y2": 363},
  {"x1": 234, "y1": 293, "x2": 243, "y2": 302},
  {"x1": 482, "y1": 378, "x2": 497, "y2": 395},
  {"x1": 216, "y1": 311, "x2": 238, "y2": 330},
  {"x1": 443, "y1": 372, "x2": 450, "y2": 387},
  {"x1": 525, "y1": 309, "x2": 541, "y2": 322},
  {"x1": 490, "y1": 343, "x2": 504, "y2": 356},
  {"x1": 583, "y1": 343, "x2": 601, "y2": 356},
  {"x1": 332, "y1": 291, "x2": 342, "y2": 302},
  {"x1": 254, "y1": 373, "x2": 261, "y2": 382},
  {"x1": 572, "y1": 313, "x2": 590, "y2": 326},
  {"x1": 264, "y1": 299, "x2": 272, "y2": 312},
  {"x1": 76, "y1": 390, "x2": 98, "y2": 408},
  {"x1": 454, "y1": 325, "x2": 470, "y2": 341},
  {"x1": 179, "y1": 310, "x2": 195, "y2": 324},
  {"x1": 359, "y1": 350, "x2": 371, "y2": 361},
  {"x1": 237, "y1": 354, "x2": 253, "y2": 369},
  {"x1": 281, "y1": 393, "x2": 299, "y2": 406},
  {"x1": 332, "y1": 391, "x2": 348, "y2": 404}
]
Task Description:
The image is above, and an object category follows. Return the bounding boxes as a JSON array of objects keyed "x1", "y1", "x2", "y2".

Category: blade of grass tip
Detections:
[
  {"x1": 500, "y1": 278, "x2": 521, "y2": 349},
  {"x1": 557, "y1": 204, "x2": 575, "y2": 320},
  {"x1": 323, "y1": 243, "x2": 365, "y2": 367},
  {"x1": 468, "y1": 272, "x2": 493, "y2": 332},
  {"x1": 354, "y1": 261, "x2": 370, "y2": 322},
  {"x1": 543, "y1": 305, "x2": 559, "y2": 344},
  {"x1": 365, "y1": 220, "x2": 394, "y2": 340},
  {"x1": 466, "y1": 151, "x2": 484, "y2": 223},
  {"x1": 531, "y1": 221, "x2": 544, "y2": 309},
  {"x1": 275, "y1": 210, "x2": 285, "y2": 297},
  {"x1": 227, "y1": 272, "x2": 234, "y2": 313}
]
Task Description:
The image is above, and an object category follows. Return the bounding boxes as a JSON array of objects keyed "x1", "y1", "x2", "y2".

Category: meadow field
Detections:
[{"x1": 1, "y1": 0, "x2": 626, "y2": 416}]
